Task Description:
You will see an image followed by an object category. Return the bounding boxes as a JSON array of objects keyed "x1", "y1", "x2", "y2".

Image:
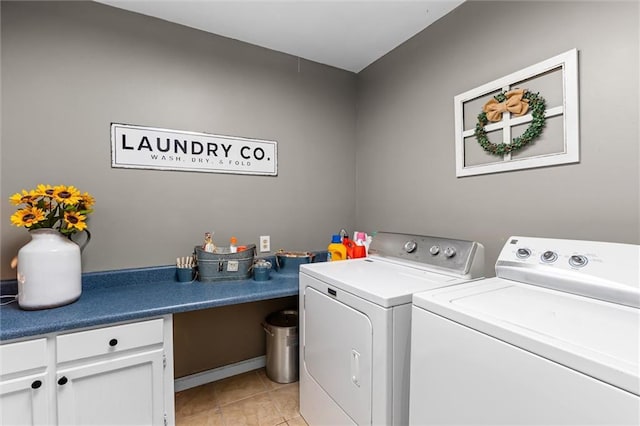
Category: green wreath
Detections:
[{"x1": 474, "y1": 90, "x2": 546, "y2": 156}]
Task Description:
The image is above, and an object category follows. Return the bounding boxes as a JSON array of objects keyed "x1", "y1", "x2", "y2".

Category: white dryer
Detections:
[
  {"x1": 299, "y1": 232, "x2": 485, "y2": 425},
  {"x1": 410, "y1": 236, "x2": 640, "y2": 425}
]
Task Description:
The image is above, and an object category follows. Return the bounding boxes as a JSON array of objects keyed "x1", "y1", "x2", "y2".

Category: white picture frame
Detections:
[{"x1": 454, "y1": 49, "x2": 579, "y2": 177}]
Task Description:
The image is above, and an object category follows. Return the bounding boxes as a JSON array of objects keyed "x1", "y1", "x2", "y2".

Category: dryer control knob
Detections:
[
  {"x1": 429, "y1": 245, "x2": 440, "y2": 255},
  {"x1": 516, "y1": 248, "x2": 531, "y2": 259},
  {"x1": 404, "y1": 240, "x2": 417, "y2": 253},
  {"x1": 443, "y1": 247, "x2": 456, "y2": 258}
]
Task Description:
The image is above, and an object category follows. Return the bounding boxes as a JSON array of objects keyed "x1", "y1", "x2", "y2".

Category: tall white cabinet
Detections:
[{"x1": 0, "y1": 316, "x2": 175, "y2": 426}]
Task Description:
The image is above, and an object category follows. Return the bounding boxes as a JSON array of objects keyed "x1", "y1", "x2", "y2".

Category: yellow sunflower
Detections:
[
  {"x1": 63, "y1": 211, "x2": 87, "y2": 231},
  {"x1": 53, "y1": 185, "x2": 82, "y2": 205},
  {"x1": 34, "y1": 184, "x2": 55, "y2": 197},
  {"x1": 10, "y1": 206, "x2": 46, "y2": 228},
  {"x1": 10, "y1": 184, "x2": 94, "y2": 234},
  {"x1": 80, "y1": 192, "x2": 96, "y2": 209},
  {"x1": 9, "y1": 190, "x2": 37, "y2": 206}
]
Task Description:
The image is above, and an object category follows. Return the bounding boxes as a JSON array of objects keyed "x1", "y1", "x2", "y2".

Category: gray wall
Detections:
[
  {"x1": 2, "y1": 0, "x2": 638, "y2": 377},
  {"x1": 355, "y1": 1, "x2": 639, "y2": 276},
  {"x1": 2, "y1": 0, "x2": 639, "y2": 282},
  {"x1": 1, "y1": 1, "x2": 357, "y2": 279}
]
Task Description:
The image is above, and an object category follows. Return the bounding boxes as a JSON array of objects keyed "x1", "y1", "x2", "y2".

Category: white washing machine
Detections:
[
  {"x1": 299, "y1": 232, "x2": 485, "y2": 425},
  {"x1": 410, "y1": 236, "x2": 640, "y2": 425}
]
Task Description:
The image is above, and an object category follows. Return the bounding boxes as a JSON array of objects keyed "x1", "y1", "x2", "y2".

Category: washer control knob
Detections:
[
  {"x1": 516, "y1": 248, "x2": 531, "y2": 259},
  {"x1": 569, "y1": 255, "x2": 588, "y2": 268},
  {"x1": 404, "y1": 240, "x2": 417, "y2": 253},
  {"x1": 541, "y1": 251, "x2": 558, "y2": 263},
  {"x1": 443, "y1": 247, "x2": 456, "y2": 258},
  {"x1": 429, "y1": 245, "x2": 440, "y2": 255}
]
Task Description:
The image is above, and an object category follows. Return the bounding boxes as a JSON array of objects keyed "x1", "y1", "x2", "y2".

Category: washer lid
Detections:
[
  {"x1": 413, "y1": 277, "x2": 640, "y2": 396},
  {"x1": 300, "y1": 257, "x2": 470, "y2": 308}
]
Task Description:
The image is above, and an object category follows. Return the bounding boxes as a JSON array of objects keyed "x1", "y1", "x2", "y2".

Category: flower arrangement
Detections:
[{"x1": 9, "y1": 184, "x2": 94, "y2": 235}]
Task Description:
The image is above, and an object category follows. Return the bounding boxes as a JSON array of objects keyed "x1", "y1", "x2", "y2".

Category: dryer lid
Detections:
[
  {"x1": 299, "y1": 232, "x2": 485, "y2": 308},
  {"x1": 301, "y1": 257, "x2": 466, "y2": 308}
]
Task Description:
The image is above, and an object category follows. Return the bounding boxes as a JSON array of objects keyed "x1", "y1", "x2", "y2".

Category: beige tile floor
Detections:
[{"x1": 175, "y1": 368, "x2": 308, "y2": 426}]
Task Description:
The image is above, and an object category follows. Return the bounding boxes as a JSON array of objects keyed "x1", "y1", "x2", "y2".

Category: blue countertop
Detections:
[{"x1": 0, "y1": 263, "x2": 301, "y2": 342}]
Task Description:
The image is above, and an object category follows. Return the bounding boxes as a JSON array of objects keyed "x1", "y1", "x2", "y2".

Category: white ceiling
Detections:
[{"x1": 95, "y1": 1, "x2": 464, "y2": 73}]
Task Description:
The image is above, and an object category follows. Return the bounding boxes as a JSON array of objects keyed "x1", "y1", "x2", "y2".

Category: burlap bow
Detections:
[{"x1": 483, "y1": 89, "x2": 529, "y2": 122}]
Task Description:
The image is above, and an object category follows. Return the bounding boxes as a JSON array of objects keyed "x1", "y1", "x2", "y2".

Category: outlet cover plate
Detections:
[{"x1": 259, "y1": 236, "x2": 270, "y2": 253}]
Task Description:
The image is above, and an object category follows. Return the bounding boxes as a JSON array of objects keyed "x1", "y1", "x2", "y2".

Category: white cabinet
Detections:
[
  {"x1": 57, "y1": 349, "x2": 164, "y2": 425},
  {"x1": 55, "y1": 318, "x2": 169, "y2": 426},
  {"x1": 0, "y1": 316, "x2": 174, "y2": 426},
  {"x1": 0, "y1": 338, "x2": 50, "y2": 425}
]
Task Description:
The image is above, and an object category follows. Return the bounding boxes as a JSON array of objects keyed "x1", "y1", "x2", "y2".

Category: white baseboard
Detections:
[{"x1": 174, "y1": 356, "x2": 266, "y2": 392}]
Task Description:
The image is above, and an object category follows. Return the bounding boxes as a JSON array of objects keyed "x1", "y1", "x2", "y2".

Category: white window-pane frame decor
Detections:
[{"x1": 454, "y1": 49, "x2": 579, "y2": 177}]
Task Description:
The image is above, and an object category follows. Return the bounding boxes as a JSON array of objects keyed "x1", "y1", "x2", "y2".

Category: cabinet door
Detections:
[
  {"x1": 1, "y1": 338, "x2": 50, "y2": 425},
  {"x1": 56, "y1": 349, "x2": 165, "y2": 426},
  {"x1": 0, "y1": 372, "x2": 49, "y2": 425}
]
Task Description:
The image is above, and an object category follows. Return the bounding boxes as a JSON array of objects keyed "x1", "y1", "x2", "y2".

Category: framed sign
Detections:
[
  {"x1": 111, "y1": 123, "x2": 278, "y2": 176},
  {"x1": 454, "y1": 49, "x2": 579, "y2": 177}
]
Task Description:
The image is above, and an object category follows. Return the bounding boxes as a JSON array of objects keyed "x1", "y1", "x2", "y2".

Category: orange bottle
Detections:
[{"x1": 343, "y1": 236, "x2": 357, "y2": 259}]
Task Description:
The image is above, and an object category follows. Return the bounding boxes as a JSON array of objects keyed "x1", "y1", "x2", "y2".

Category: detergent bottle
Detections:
[
  {"x1": 327, "y1": 234, "x2": 347, "y2": 261},
  {"x1": 342, "y1": 235, "x2": 357, "y2": 259}
]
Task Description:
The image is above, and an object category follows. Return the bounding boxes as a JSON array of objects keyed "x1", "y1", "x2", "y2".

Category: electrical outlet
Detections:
[{"x1": 259, "y1": 235, "x2": 270, "y2": 253}]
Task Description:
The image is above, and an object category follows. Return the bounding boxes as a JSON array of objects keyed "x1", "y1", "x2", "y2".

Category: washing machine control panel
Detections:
[
  {"x1": 504, "y1": 238, "x2": 595, "y2": 269},
  {"x1": 496, "y1": 236, "x2": 639, "y2": 308},
  {"x1": 368, "y1": 232, "x2": 484, "y2": 278}
]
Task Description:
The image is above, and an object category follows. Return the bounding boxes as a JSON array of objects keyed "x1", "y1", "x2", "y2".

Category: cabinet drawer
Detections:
[
  {"x1": 57, "y1": 318, "x2": 164, "y2": 363},
  {"x1": 0, "y1": 338, "x2": 48, "y2": 375}
]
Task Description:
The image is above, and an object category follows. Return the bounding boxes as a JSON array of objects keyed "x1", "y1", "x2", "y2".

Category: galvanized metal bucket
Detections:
[
  {"x1": 194, "y1": 244, "x2": 256, "y2": 282},
  {"x1": 262, "y1": 310, "x2": 299, "y2": 383},
  {"x1": 275, "y1": 251, "x2": 314, "y2": 273}
]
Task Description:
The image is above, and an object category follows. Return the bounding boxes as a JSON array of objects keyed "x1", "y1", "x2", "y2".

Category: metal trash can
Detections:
[{"x1": 263, "y1": 310, "x2": 299, "y2": 383}]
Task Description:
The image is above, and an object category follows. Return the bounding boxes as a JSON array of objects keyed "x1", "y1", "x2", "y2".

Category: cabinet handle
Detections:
[
  {"x1": 31, "y1": 380, "x2": 42, "y2": 389},
  {"x1": 109, "y1": 338, "x2": 118, "y2": 347},
  {"x1": 58, "y1": 376, "x2": 68, "y2": 386}
]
